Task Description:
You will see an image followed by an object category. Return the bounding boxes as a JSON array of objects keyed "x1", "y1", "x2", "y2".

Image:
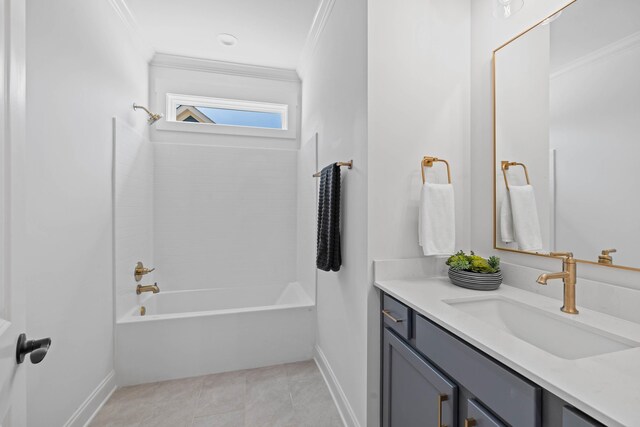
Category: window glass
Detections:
[{"x1": 168, "y1": 94, "x2": 288, "y2": 131}]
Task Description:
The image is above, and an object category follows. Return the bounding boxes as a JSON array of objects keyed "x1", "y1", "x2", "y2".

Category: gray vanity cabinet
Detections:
[
  {"x1": 380, "y1": 292, "x2": 604, "y2": 427},
  {"x1": 414, "y1": 314, "x2": 541, "y2": 427},
  {"x1": 466, "y1": 399, "x2": 506, "y2": 427},
  {"x1": 382, "y1": 328, "x2": 457, "y2": 427},
  {"x1": 382, "y1": 294, "x2": 410, "y2": 339},
  {"x1": 562, "y1": 407, "x2": 605, "y2": 427}
]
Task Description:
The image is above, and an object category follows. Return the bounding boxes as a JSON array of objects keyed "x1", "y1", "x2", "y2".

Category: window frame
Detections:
[{"x1": 166, "y1": 93, "x2": 289, "y2": 130}]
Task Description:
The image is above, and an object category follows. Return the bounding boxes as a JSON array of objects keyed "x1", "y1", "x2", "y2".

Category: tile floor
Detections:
[{"x1": 90, "y1": 360, "x2": 344, "y2": 427}]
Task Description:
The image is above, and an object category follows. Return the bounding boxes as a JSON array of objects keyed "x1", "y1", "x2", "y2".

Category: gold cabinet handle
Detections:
[
  {"x1": 464, "y1": 418, "x2": 477, "y2": 427},
  {"x1": 438, "y1": 393, "x2": 449, "y2": 427},
  {"x1": 381, "y1": 310, "x2": 404, "y2": 323}
]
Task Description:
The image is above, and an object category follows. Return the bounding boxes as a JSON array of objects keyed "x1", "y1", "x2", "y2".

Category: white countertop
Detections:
[{"x1": 375, "y1": 277, "x2": 640, "y2": 427}]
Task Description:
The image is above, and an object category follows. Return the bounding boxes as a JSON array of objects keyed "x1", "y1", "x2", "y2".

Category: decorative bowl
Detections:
[{"x1": 448, "y1": 268, "x2": 503, "y2": 291}]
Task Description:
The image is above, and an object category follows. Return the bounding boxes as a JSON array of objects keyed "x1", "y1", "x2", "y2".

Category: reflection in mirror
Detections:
[{"x1": 494, "y1": 0, "x2": 640, "y2": 269}]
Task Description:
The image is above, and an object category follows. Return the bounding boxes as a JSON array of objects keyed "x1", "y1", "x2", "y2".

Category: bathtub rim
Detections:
[{"x1": 117, "y1": 283, "x2": 314, "y2": 324}]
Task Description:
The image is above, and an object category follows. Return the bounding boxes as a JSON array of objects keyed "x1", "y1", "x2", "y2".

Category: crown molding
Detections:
[
  {"x1": 107, "y1": 0, "x2": 155, "y2": 60},
  {"x1": 551, "y1": 31, "x2": 640, "y2": 79},
  {"x1": 150, "y1": 53, "x2": 300, "y2": 83},
  {"x1": 297, "y1": 0, "x2": 337, "y2": 78}
]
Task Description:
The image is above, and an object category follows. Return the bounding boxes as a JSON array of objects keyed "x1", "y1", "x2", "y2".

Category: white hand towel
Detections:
[
  {"x1": 418, "y1": 183, "x2": 455, "y2": 256},
  {"x1": 500, "y1": 191, "x2": 514, "y2": 243},
  {"x1": 508, "y1": 184, "x2": 543, "y2": 252}
]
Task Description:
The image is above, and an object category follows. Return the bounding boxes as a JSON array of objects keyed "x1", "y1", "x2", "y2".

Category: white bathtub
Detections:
[{"x1": 115, "y1": 282, "x2": 315, "y2": 386}]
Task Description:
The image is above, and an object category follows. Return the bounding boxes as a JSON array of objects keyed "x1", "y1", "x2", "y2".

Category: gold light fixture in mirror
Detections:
[{"x1": 493, "y1": 0, "x2": 524, "y2": 19}]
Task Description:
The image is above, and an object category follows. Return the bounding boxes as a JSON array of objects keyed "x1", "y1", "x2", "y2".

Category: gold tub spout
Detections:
[{"x1": 136, "y1": 283, "x2": 160, "y2": 295}]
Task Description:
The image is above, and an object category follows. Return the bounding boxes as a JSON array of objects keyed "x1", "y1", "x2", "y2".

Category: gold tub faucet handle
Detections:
[{"x1": 134, "y1": 261, "x2": 155, "y2": 282}]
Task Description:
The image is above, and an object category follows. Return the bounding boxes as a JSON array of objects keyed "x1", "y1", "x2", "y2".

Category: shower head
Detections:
[{"x1": 133, "y1": 103, "x2": 163, "y2": 125}]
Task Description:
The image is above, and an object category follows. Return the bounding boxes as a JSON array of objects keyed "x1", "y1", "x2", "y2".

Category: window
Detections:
[{"x1": 166, "y1": 93, "x2": 288, "y2": 131}]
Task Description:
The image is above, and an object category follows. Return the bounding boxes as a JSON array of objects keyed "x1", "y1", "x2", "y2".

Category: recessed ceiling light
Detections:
[{"x1": 218, "y1": 33, "x2": 238, "y2": 47}]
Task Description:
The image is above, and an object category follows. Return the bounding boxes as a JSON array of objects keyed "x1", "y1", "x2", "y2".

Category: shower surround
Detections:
[{"x1": 113, "y1": 120, "x2": 313, "y2": 384}]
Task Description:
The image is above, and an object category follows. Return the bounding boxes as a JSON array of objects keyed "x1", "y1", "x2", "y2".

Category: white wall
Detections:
[
  {"x1": 298, "y1": 0, "x2": 369, "y2": 424},
  {"x1": 296, "y1": 133, "x2": 318, "y2": 303},
  {"x1": 550, "y1": 41, "x2": 640, "y2": 266},
  {"x1": 153, "y1": 143, "x2": 299, "y2": 291},
  {"x1": 146, "y1": 61, "x2": 302, "y2": 294},
  {"x1": 495, "y1": 24, "x2": 551, "y2": 251},
  {"x1": 470, "y1": 0, "x2": 640, "y2": 290},
  {"x1": 368, "y1": 0, "x2": 471, "y2": 424},
  {"x1": 302, "y1": 1, "x2": 470, "y2": 425},
  {"x1": 25, "y1": 1, "x2": 149, "y2": 425},
  {"x1": 368, "y1": 0, "x2": 471, "y2": 260},
  {"x1": 114, "y1": 119, "x2": 154, "y2": 320}
]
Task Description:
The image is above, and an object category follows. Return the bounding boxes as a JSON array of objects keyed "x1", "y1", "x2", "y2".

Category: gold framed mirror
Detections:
[{"x1": 492, "y1": 0, "x2": 640, "y2": 271}]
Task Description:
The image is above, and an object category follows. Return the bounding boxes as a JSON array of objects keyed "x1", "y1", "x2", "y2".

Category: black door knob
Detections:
[{"x1": 16, "y1": 333, "x2": 51, "y2": 364}]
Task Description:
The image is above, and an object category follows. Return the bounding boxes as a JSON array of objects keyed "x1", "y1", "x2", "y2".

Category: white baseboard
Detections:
[
  {"x1": 313, "y1": 345, "x2": 360, "y2": 427},
  {"x1": 64, "y1": 370, "x2": 116, "y2": 427}
]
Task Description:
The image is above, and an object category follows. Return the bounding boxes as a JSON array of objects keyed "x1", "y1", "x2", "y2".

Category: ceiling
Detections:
[
  {"x1": 550, "y1": 0, "x2": 640, "y2": 70},
  {"x1": 124, "y1": 0, "x2": 321, "y2": 69}
]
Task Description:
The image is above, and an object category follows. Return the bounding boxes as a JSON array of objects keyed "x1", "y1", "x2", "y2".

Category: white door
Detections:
[{"x1": 0, "y1": 0, "x2": 29, "y2": 425}]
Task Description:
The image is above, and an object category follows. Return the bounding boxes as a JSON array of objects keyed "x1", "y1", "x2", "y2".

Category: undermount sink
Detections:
[{"x1": 444, "y1": 296, "x2": 640, "y2": 360}]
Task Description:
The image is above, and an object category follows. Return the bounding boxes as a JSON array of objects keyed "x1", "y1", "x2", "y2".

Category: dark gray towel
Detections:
[{"x1": 316, "y1": 163, "x2": 342, "y2": 272}]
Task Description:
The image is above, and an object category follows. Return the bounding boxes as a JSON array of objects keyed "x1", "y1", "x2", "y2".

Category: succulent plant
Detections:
[
  {"x1": 447, "y1": 256, "x2": 471, "y2": 271},
  {"x1": 446, "y1": 251, "x2": 500, "y2": 274},
  {"x1": 488, "y1": 256, "x2": 501, "y2": 270}
]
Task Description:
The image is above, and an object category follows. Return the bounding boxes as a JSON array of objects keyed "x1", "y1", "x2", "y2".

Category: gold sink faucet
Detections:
[
  {"x1": 536, "y1": 252, "x2": 578, "y2": 314},
  {"x1": 136, "y1": 283, "x2": 160, "y2": 295}
]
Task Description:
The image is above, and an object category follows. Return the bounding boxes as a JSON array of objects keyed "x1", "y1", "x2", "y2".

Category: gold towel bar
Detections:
[
  {"x1": 501, "y1": 160, "x2": 530, "y2": 191},
  {"x1": 421, "y1": 156, "x2": 452, "y2": 184},
  {"x1": 312, "y1": 161, "x2": 353, "y2": 177}
]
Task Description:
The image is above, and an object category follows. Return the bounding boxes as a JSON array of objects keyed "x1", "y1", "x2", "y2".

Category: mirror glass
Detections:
[{"x1": 494, "y1": 0, "x2": 640, "y2": 269}]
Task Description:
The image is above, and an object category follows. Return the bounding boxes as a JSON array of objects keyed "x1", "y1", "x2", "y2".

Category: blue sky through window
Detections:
[{"x1": 197, "y1": 107, "x2": 282, "y2": 129}]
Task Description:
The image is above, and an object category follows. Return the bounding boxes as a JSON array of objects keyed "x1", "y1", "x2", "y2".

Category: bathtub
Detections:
[{"x1": 115, "y1": 282, "x2": 315, "y2": 386}]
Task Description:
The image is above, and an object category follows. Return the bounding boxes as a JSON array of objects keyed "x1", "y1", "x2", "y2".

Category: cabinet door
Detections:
[
  {"x1": 465, "y1": 399, "x2": 506, "y2": 427},
  {"x1": 415, "y1": 315, "x2": 541, "y2": 427},
  {"x1": 562, "y1": 406, "x2": 605, "y2": 427},
  {"x1": 383, "y1": 328, "x2": 457, "y2": 427},
  {"x1": 382, "y1": 294, "x2": 411, "y2": 340}
]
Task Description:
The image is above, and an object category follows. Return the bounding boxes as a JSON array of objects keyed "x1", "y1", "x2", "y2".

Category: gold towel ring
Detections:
[
  {"x1": 421, "y1": 157, "x2": 452, "y2": 184},
  {"x1": 501, "y1": 160, "x2": 530, "y2": 191}
]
